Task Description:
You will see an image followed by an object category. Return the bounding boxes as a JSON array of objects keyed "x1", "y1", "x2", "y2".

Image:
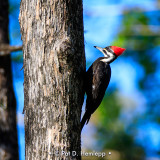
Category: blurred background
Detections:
[{"x1": 7, "y1": 0, "x2": 160, "y2": 159}]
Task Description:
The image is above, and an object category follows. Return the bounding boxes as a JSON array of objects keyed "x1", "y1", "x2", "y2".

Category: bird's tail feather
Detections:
[{"x1": 81, "y1": 112, "x2": 91, "y2": 131}]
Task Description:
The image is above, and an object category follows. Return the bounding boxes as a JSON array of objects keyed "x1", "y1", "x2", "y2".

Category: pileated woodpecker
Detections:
[{"x1": 81, "y1": 46, "x2": 125, "y2": 131}]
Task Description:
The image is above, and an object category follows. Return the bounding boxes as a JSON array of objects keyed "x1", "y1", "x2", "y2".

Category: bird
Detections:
[{"x1": 81, "y1": 45, "x2": 126, "y2": 131}]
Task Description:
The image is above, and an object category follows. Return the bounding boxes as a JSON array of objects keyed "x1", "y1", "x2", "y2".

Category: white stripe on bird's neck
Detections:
[
  {"x1": 100, "y1": 49, "x2": 115, "y2": 63},
  {"x1": 100, "y1": 57, "x2": 114, "y2": 63}
]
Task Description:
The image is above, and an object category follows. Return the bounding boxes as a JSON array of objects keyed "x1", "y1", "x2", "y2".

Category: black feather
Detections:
[{"x1": 81, "y1": 57, "x2": 111, "y2": 131}]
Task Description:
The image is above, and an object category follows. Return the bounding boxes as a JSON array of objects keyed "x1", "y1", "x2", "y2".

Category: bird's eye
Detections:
[{"x1": 103, "y1": 49, "x2": 107, "y2": 54}]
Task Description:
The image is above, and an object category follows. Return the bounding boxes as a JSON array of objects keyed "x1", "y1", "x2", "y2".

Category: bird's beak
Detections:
[{"x1": 94, "y1": 46, "x2": 104, "y2": 53}]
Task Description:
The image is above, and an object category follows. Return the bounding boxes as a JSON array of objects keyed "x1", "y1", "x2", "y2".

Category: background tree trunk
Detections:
[
  {"x1": 19, "y1": 0, "x2": 85, "y2": 159},
  {"x1": 0, "y1": 0, "x2": 19, "y2": 160}
]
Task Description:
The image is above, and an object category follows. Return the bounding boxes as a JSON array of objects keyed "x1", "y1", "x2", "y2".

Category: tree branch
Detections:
[{"x1": 0, "y1": 44, "x2": 22, "y2": 56}]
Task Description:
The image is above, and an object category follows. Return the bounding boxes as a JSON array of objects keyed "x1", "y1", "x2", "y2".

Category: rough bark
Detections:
[
  {"x1": 0, "y1": 0, "x2": 19, "y2": 160},
  {"x1": 19, "y1": 0, "x2": 85, "y2": 159}
]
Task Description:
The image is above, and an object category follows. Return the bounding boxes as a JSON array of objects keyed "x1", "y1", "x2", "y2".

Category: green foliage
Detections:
[
  {"x1": 97, "y1": 91, "x2": 122, "y2": 132},
  {"x1": 11, "y1": 52, "x2": 23, "y2": 63}
]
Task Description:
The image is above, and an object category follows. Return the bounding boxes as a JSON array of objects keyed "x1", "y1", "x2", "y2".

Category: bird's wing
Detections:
[
  {"x1": 92, "y1": 61, "x2": 111, "y2": 99},
  {"x1": 85, "y1": 60, "x2": 111, "y2": 113}
]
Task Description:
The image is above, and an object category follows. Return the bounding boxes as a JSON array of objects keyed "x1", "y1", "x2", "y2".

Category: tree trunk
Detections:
[
  {"x1": 0, "y1": 0, "x2": 19, "y2": 160},
  {"x1": 19, "y1": 0, "x2": 85, "y2": 159}
]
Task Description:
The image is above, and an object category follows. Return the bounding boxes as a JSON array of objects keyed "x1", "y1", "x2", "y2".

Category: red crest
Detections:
[{"x1": 111, "y1": 46, "x2": 126, "y2": 56}]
